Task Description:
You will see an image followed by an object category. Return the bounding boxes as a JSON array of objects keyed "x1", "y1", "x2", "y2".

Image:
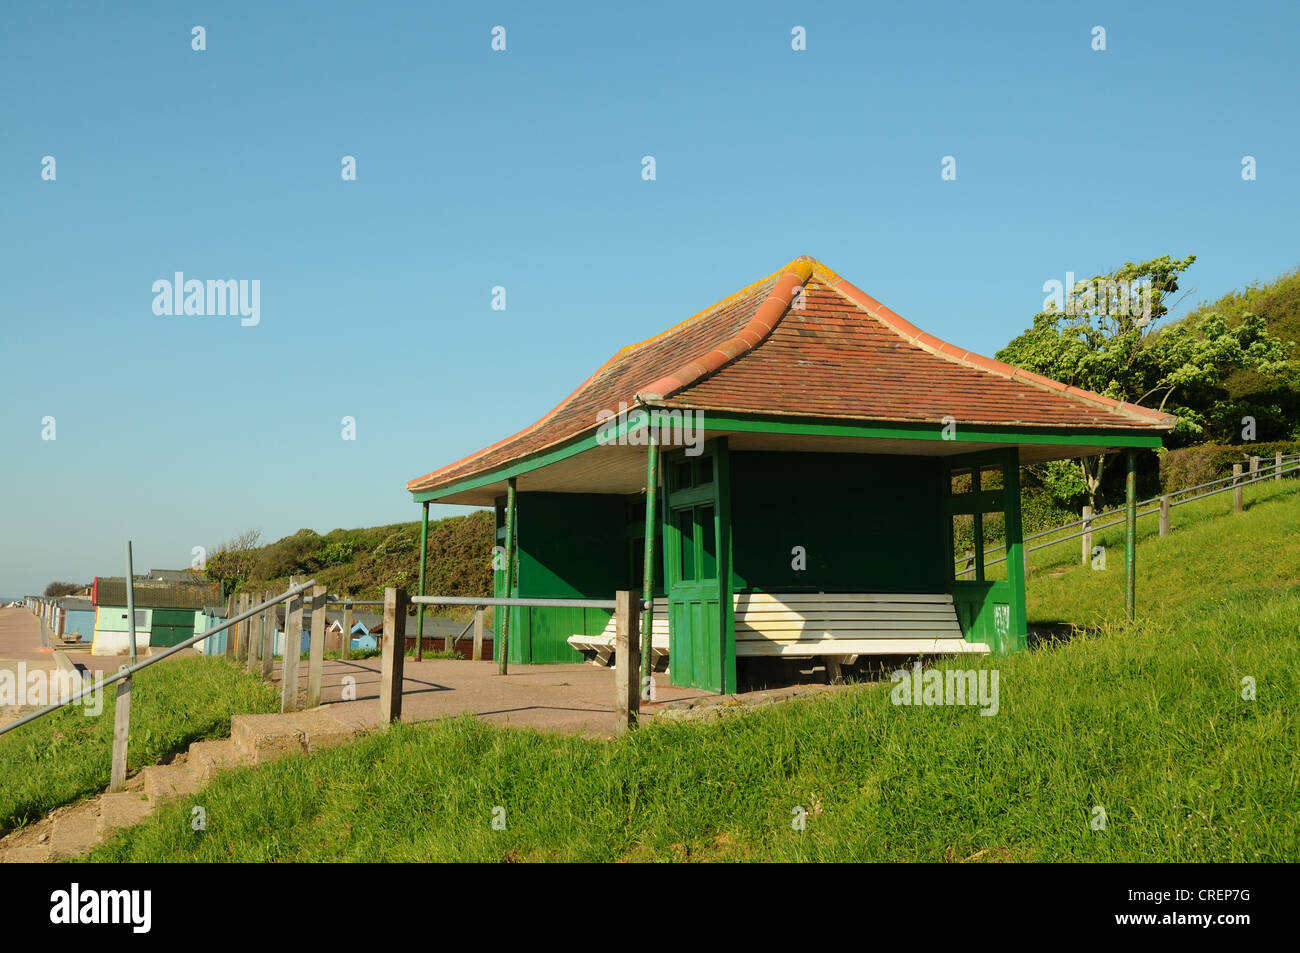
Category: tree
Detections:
[
  {"x1": 43, "y1": 581, "x2": 84, "y2": 597},
  {"x1": 998, "y1": 254, "x2": 1295, "y2": 508},
  {"x1": 202, "y1": 529, "x2": 262, "y2": 593}
]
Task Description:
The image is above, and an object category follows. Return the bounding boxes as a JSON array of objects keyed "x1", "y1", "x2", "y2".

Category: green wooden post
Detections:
[
  {"x1": 416, "y1": 500, "x2": 429, "y2": 662},
  {"x1": 1125, "y1": 450, "x2": 1137, "y2": 621},
  {"x1": 640, "y1": 426, "x2": 659, "y2": 698},
  {"x1": 1003, "y1": 449, "x2": 1028, "y2": 653},
  {"x1": 498, "y1": 477, "x2": 517, "y2": 675}
]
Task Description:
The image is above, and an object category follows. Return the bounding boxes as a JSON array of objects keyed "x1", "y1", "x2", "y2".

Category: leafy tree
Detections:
[
  {"x1": 202, "y1": 529, "x2": 262, "y2": 593},
  {"x1": 43, "y1": 581, "x2": 83, "y2": 597},
  {"x1": 998, "y1": 254, "x2": 1295, "y2": 508}
]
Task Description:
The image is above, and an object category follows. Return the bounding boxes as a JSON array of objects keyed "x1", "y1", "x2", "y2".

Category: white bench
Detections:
[
  {"x1": 567, "y1": 615, "x2": 671, "y2": 668},
  {"x1": 734, "y1": 592, "x2": 988, "y2": 663},
  {"x1": 569, "y1": 592, "x2": 986, "y2": 674}
]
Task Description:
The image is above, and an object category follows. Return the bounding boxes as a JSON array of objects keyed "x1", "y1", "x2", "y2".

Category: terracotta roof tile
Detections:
[{"x1": 408, "y1": 257, "x2": 1175, "y2": 495}]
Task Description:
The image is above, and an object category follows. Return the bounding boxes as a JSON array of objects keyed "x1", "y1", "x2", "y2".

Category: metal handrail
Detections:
[
  {"x1": 973, "y1": 452, "x2": 1300, "y2": 556},
  {"x1": 0, "y1": 578, "x2": 318, "y2": 738},
  {"x1": 410, "y1": 595, "x2": 652, "y2": 611},
  {"x1": 973, "y1": 459, "x2": 1300, "y2": 569}
]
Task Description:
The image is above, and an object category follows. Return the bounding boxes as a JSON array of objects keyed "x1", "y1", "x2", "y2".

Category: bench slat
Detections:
[
  {"x1": 738, "y1": 621, "x2": 961, "y2": 634},
  {"x1": 736, "y1": 638, "x2": 988, "y2": 657},
  {"x1": 736, "y1": 592, "x2": 954, "y2": 605},
  {"x1": 738, "y1": 608, "x2": 961, "y2": 624}
]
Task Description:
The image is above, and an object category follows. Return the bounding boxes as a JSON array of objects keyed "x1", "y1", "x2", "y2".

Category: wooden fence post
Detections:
[
  {"x1": 341, "y1": 602, "x2": 353, "y2": 661},
  {"x1": 1159, "y1": 495, "x2": 1171, "y2": 537},
  {"x1": 110, "y1": 671, "x2": 131, "y2": 792},
  {"x1": 379, "y1": 587, "x2": 407, "y2": 724},
  {"x1": 280, "y1": 594, "x2": 304, "y2": 713},
  {"x1": 473, "y1": 608, "x2": 484, "y2": 661},
  {"x1": 1277, "y1": 451, "x2": 1284, "y2": 482},
  {"x1": 245, "y1": 592, "x2": 262, "y2": 674},
  {"x1": 234, "y1": 593, "x2": 249, "y2": 662},
  {"x1": 1081, "y1": 505, "x2": 1093, "y2": 565},
  {"x1": 224, "y1": 592, "x2": 237, "y2": 661},
  {"x1": 260, "y1": 596, "x2": 275, "y2": 682},
  {"x1": 1233, "y1": 464, "x2": 1243, "y2": 514},
  {"x1": 614, "y1": 590, "x2": 641, "y2": 734},
  {"x1": 307, "y1": 585, "x2": 327, "y2": 708}
]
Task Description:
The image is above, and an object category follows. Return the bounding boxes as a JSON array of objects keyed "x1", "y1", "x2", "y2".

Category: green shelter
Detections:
[{"x1": 408, "y1": 257, "x2": 1174, "y2": 693}]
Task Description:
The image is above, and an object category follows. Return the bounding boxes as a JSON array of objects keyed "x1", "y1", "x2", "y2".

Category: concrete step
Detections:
[
  {"x1": 139, "y1": 763, "x2": 201, "y2": 802},
  {"x1": 97, "y1": 791, "x2": 155, "y2": 836},
  {"x1": 231, "y1": 711, "x2": 361, "y2": 764},
  {"x1": 187, "y1": 739, "x2": 241, "y2": 781},
  {"x1": 49, "y1": 803, "x2": 102, "y2": 859},
  {"x1": 0, "y1": 842, "x2": 55, "y2": 863}
]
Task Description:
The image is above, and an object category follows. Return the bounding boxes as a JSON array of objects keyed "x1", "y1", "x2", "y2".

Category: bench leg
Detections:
[{"x1": 824, "y1": 656, "x2": 844, "y2": 684}]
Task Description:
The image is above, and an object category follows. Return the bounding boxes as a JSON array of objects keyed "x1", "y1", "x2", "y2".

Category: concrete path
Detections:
[
  {"x1": 0, "y1": 607, "x2": 53, "y2": 664},
  {"x1": 278, "y1": 657, "x2": 717, "y2": 737}
]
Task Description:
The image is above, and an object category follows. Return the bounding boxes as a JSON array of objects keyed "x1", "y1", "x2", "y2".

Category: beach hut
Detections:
[
  {"x1": 60, "y1": 596, "x2": 96, "y2": 642},
  {"x1": 406, "y1": 257, "x2": 1174, "y2": 693},
  {"x1": 90, "y1": 575, "x2": 223, "y2": 655}
]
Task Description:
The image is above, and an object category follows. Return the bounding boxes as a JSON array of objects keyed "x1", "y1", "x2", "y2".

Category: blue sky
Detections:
[{"x1": 2, "y1": 0, "x2": 1298, "y2": 598}]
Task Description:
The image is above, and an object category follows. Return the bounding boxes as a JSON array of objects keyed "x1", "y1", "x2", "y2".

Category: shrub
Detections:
[{"x1": 1160, "y1": 440, "x2": 1300, "y2": 492}]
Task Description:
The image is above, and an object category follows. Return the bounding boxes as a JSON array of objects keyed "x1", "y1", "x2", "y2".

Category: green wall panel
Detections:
[
  {"x1": 728, "y1": 451, "x2": 948, "y2": 594},
  {"x1": 493, "y1": 491, "x2": 630, "y2": 664}
]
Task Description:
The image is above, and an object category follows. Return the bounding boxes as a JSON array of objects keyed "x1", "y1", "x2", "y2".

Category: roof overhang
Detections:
[{"x1": 413, "y1": 409, "x2": 1164, "y2": 506}]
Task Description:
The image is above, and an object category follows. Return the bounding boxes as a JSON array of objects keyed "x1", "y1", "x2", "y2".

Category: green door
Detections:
[
  {"x1": 150, "y1": 608, "x2": 194, "y2": 648},
  {"x1": 942, "y1": 448, "x2": 1028, "y2": 654},
  {"x1": 663, "y1": 442, "x2": 734, "y2": 693}
]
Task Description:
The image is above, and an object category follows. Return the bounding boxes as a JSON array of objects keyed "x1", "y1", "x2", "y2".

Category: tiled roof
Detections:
[
  {"x1": 408, "y1": 256, "x2": 1175, "y2": 494},
  {"x1": 93, "y1": 576, "x2": 222, "y2": 610}
]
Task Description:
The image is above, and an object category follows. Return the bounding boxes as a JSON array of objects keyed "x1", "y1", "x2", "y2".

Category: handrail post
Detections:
[
  {"x1": 110, "y1": 669, "x2": 131, "y2": 792},
  {"x1": 125, "y1": 541, "x2": 138, "y2": 666},
  {"x1": 260, "y1": 595, "x2": 275, "y2": 681},
  {"x1": 614, "y1": 590, "x2": 641, "y2": 733},
  {"x1": 472, "y1": 607, "x2": 484, "y2": 661},
  {"x1": 380, "y1": 587, "x2": 407, "y2": 724},
  {"x1": 341, "y1": 600, "x2": 353, "y2": 661},
  {"x1": 1125, "y1": 451, "x2": 1137, "y2": 621},
  {"x1": 1081, "y1": 505, "x2": 1093, "y2": 566},
  {"x1": 223, "y1": 591, "x2": 236, "y2": 661},
  {"x1": 307, "y1": 585, "x2": 327, "y2": 708},
  {"x1": 1232, "y1": 464, "x2": 1243, "y2": 514},
  {"x1": 416, "y1": 501, "x2": 429, "y2": 662},
  {"x1": 1277, "y1": 451, "x2": 1284, "y2": 482},
  {"x1": 1159, "y1": 495, "x2": 1171, "y2": 537},
  {"x1": 281, "y1": 594, "x2": 304, "y2": 713},
  {"x1": 498, "y1": 477, "x2": 517, "y2": 675},
  {"x1": 246, "y1": 591, "x2": 262, "y2": 673},
  {"x1": 234, "y1": 592, "x2": 249, "y2": 662},
  {"x1": 640, "y1": 428, "x2": 659, "y2": 702}
]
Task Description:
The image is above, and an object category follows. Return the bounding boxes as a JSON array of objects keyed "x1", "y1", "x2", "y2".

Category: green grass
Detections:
[
  {"x1": 85, "y1": 488, "x2": 1300, "y2": 862},
  {"x1": 0, "y1": 656, "x2": 277, "y2": 836},
  {"x1": 1028, "y1": 476, "x2": 1300, "y2": 627}
]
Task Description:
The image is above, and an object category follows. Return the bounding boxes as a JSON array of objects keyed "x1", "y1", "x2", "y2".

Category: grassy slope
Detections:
[
  {"x1": 1027, "y1": 477, "x2": 1300, "y2": 625},
  {"x1": 88, "y1": 490, "x2": 1300, "y2": 862},
  {"x1": 0, "y1": 657, "x2": 277, "y2": 836}
]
